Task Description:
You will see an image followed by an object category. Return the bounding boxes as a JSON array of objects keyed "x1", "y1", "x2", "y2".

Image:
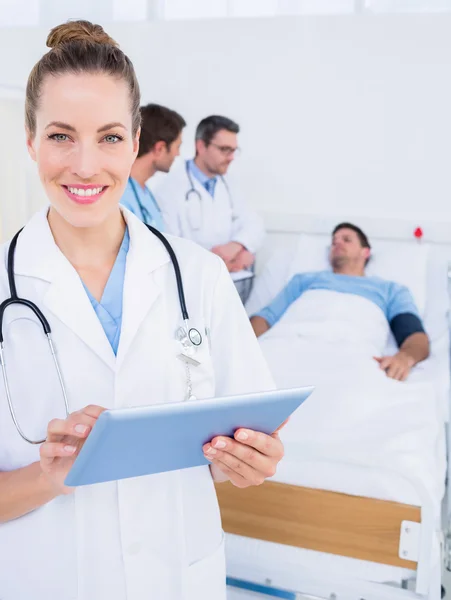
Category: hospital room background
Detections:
[{"x1": 1, "y1": 1, "x2": 451, "y2": 599}]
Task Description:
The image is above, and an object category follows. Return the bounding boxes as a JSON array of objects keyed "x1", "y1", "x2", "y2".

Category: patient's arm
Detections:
[
  {"x1": 383, "y1": 288, "x2": 429, "y2": 380},
  {"x1": 249, "y1": 274, "x2": 308, "y2": 338},
  {"x1": 399, "y1": 331, "x2": 430, "y2": 364},
  {"x1": 374, "y1": 332, "x2": 430, "y2": 381},
  {"x1": 250, "y1": 316, "x2": 270, "y2": 337}
]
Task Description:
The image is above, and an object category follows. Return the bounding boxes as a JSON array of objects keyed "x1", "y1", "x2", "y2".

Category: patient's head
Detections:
[{"x1": 330, "y1": 223, "x2": 371, "y2": 275}]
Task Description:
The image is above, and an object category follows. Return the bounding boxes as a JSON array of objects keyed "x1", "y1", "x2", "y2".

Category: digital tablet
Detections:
[{"x1": 65, "y1": 386, "x2": 314, "y2": 487}]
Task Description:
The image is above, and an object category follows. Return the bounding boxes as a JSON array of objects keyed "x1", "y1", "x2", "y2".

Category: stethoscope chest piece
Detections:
[
  {"x1": 175, "y1": 325, "x2": 202, "y2": 402},
  {"x1": 175, "y1": 326, "x2": 202, "y2": 368},
  {"x1": 176, "y1": 325, "x2": 202, "y2": 348},
  {"x1": 188, "y1": 328, "x2": 202, "y2": 346}
]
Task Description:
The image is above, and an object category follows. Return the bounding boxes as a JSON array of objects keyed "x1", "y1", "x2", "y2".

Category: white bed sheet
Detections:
[
  {"x1": 258, "y1": 315, "x2": 447, "y2": 520},
  {"x1": 409, "y1": 331, "x2": 450, "y2": 421}
]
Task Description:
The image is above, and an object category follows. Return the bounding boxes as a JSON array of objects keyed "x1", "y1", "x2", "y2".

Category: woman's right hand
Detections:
[{"x1": 39, "y1": 405, "x2": 105, "y2": 496}]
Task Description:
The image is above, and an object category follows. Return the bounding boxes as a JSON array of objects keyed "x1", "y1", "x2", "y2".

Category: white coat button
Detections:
[{"x1": 127, "y1": 542, "x2": 142, "y2": 556}]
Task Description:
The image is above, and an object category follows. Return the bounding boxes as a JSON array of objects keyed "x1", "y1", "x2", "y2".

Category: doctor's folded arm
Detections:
[
  {"x1": 153, "y1": 115, "x2": 266, "y2": 301},
  {"x1": 0, "y1": 21, "x2": 284, "y2": 600}
]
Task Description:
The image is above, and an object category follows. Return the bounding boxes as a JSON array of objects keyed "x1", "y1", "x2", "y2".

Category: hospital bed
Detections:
[{"x1": 220, "y1": 232, "x2": 451, "y2": 600}]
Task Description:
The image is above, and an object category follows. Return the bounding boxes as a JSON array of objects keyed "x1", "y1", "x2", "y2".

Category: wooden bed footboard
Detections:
[{"x1": 215, "y1": 481, "x2": 421, "y2": 569}]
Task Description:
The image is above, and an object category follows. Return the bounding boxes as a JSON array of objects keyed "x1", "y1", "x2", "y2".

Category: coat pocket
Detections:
[{"x1": 184, "y1": 534, "x2": 226, "y2": 600}]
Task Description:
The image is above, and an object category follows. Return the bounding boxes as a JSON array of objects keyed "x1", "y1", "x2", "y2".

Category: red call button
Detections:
[{"x1": 414, "y1": 227, "x2": 423, "y2": 240}]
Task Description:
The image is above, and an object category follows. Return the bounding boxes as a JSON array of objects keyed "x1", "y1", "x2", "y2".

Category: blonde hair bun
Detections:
[{"x1": 46, "y1": 20, "x2": 118, "y2": 49}]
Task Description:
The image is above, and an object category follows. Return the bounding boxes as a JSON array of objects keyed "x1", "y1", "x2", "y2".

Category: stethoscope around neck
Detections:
[{"x1": 0, "y1": 224, "x2": 202, "y2": 445}]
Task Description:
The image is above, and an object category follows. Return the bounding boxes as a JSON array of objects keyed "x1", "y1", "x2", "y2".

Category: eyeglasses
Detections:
[{"x1": 209, "y1": 143, "x2": 241, "y2": 157}]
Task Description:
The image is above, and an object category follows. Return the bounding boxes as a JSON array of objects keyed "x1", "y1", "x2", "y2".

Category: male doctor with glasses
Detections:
[{"x1": 154, "y1": 115, "x2": 265, "y2": 302}]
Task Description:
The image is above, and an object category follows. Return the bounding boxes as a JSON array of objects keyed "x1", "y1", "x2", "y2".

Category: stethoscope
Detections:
[
  {"x1": 129, "y1": 177, "x2": 161, "y2": 226},
  {"x1": 184, "y1": 161, "x2": 234, "y2": 231},
  {"x1": 0, "y1": 224, "x2": 203, "y2": 445}
]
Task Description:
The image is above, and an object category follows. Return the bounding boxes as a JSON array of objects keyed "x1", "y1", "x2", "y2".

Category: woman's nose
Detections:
[{"x1": 70, "y1": 143, "x2": 101, "y2": 180}]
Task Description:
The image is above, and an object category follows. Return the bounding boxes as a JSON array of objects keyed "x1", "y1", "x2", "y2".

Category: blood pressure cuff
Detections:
[{"x1": 389, "y1": 312, "x2": 426, "y2": 347}]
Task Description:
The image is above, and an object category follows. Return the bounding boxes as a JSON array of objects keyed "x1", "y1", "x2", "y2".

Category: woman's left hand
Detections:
[{"x1": 203, "y1": 423, "x2": 286, "y2": 488}]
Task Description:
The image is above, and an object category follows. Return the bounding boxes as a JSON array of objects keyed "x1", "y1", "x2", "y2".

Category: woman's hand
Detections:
[
  {"x1": 39, "y1": 405, "x2": 105, "y2": 496},
  {"x1": 203, "y1": 422, "x2": 286, "y2": 488}
]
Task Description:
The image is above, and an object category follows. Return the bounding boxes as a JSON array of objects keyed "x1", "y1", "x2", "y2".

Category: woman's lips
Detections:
[{"x1": 62, "y1": 184, "x2": 108, "y2": 205}]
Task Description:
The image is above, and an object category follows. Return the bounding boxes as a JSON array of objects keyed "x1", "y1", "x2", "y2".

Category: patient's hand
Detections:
[
  {"x1": 203, "y1": 421, "x2": 287, "y2": 488},
  {"x1": 374, "y1": 352, "x2": 415, "y2": 382}
]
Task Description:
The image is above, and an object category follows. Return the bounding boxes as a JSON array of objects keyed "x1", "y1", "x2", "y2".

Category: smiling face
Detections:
[{"x1": 26, "y1": 72, "x2": 139, "y2": 229}]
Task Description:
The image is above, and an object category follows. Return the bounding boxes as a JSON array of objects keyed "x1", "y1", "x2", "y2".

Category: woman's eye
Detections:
[
  {"x1": 50, "y1": 133, "x2": 69, "y2": 142},
  {"x1": 104, "y1": 134, "x2": 122, "y2": 144}
]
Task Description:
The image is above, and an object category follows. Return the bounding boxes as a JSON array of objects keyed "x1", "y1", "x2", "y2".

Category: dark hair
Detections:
[
  {"x1": 26, "y1": 20, "x2": 141, "y2": 137},
  {"x1": 195, "y1": 115, "x2": 239, "y2": 146},
  {"x1": 137, "y1": 104, "x2": 186, "y2": 158},
  {"x1": 332, "y1": 222, "x2": 371, "y2": 250}
]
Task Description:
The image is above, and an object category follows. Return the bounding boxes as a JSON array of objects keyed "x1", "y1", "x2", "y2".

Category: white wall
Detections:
[
  {"x1": 0, "y1": 94, "x2": 47, "y2": 240},
  {"x1": 0, "y1": 15, "x2": 450, "y2": 240},
  {"x1": 118, "y1": 15, "x2": 451, "y2": 239}
]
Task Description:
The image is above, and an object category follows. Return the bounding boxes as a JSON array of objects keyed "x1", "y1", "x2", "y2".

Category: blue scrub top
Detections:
[
  {"x1": 82, "y1": 228, "x2": 130, "y2": 355},
  {"x1": 120, "y1": 177, "x2": 165, "y2": 231}
]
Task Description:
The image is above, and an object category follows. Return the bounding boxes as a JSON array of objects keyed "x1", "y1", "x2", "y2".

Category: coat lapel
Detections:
[
  {"x1": 14, "y1": 209, "x2": 115, "y2": 371},
  {"x1": 115, "y1": 211, "x2": 170, "y2": 369},
  {"x1": 43, "y1": 270, "x2": 117, "y2": 371}
]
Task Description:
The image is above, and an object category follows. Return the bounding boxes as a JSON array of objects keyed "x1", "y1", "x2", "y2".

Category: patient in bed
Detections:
[{"x1": 250, "y1": 223, "x2": 429, "y2": 381}]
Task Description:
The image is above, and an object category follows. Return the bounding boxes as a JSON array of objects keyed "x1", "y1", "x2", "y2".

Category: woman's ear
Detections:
[
  {"x1": 133, "y1": 127, "x2": 141, "y2": 157},
  {"x1": 26, "y1": 129, "x2": 37, "y2": 162}
]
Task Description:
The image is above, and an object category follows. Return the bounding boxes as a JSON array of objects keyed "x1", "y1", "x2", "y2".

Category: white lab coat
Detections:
[
  {"x1": 153, "y1": 160, "x2": 265, "y2": 254},
  {"x1": 0, "y1": 207, "x2": 274, "y2": 600}
]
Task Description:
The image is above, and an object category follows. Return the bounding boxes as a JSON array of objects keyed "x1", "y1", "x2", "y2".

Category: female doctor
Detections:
[{"x1": 0, "y1": 20, "x2": 283, "y2": 600}]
